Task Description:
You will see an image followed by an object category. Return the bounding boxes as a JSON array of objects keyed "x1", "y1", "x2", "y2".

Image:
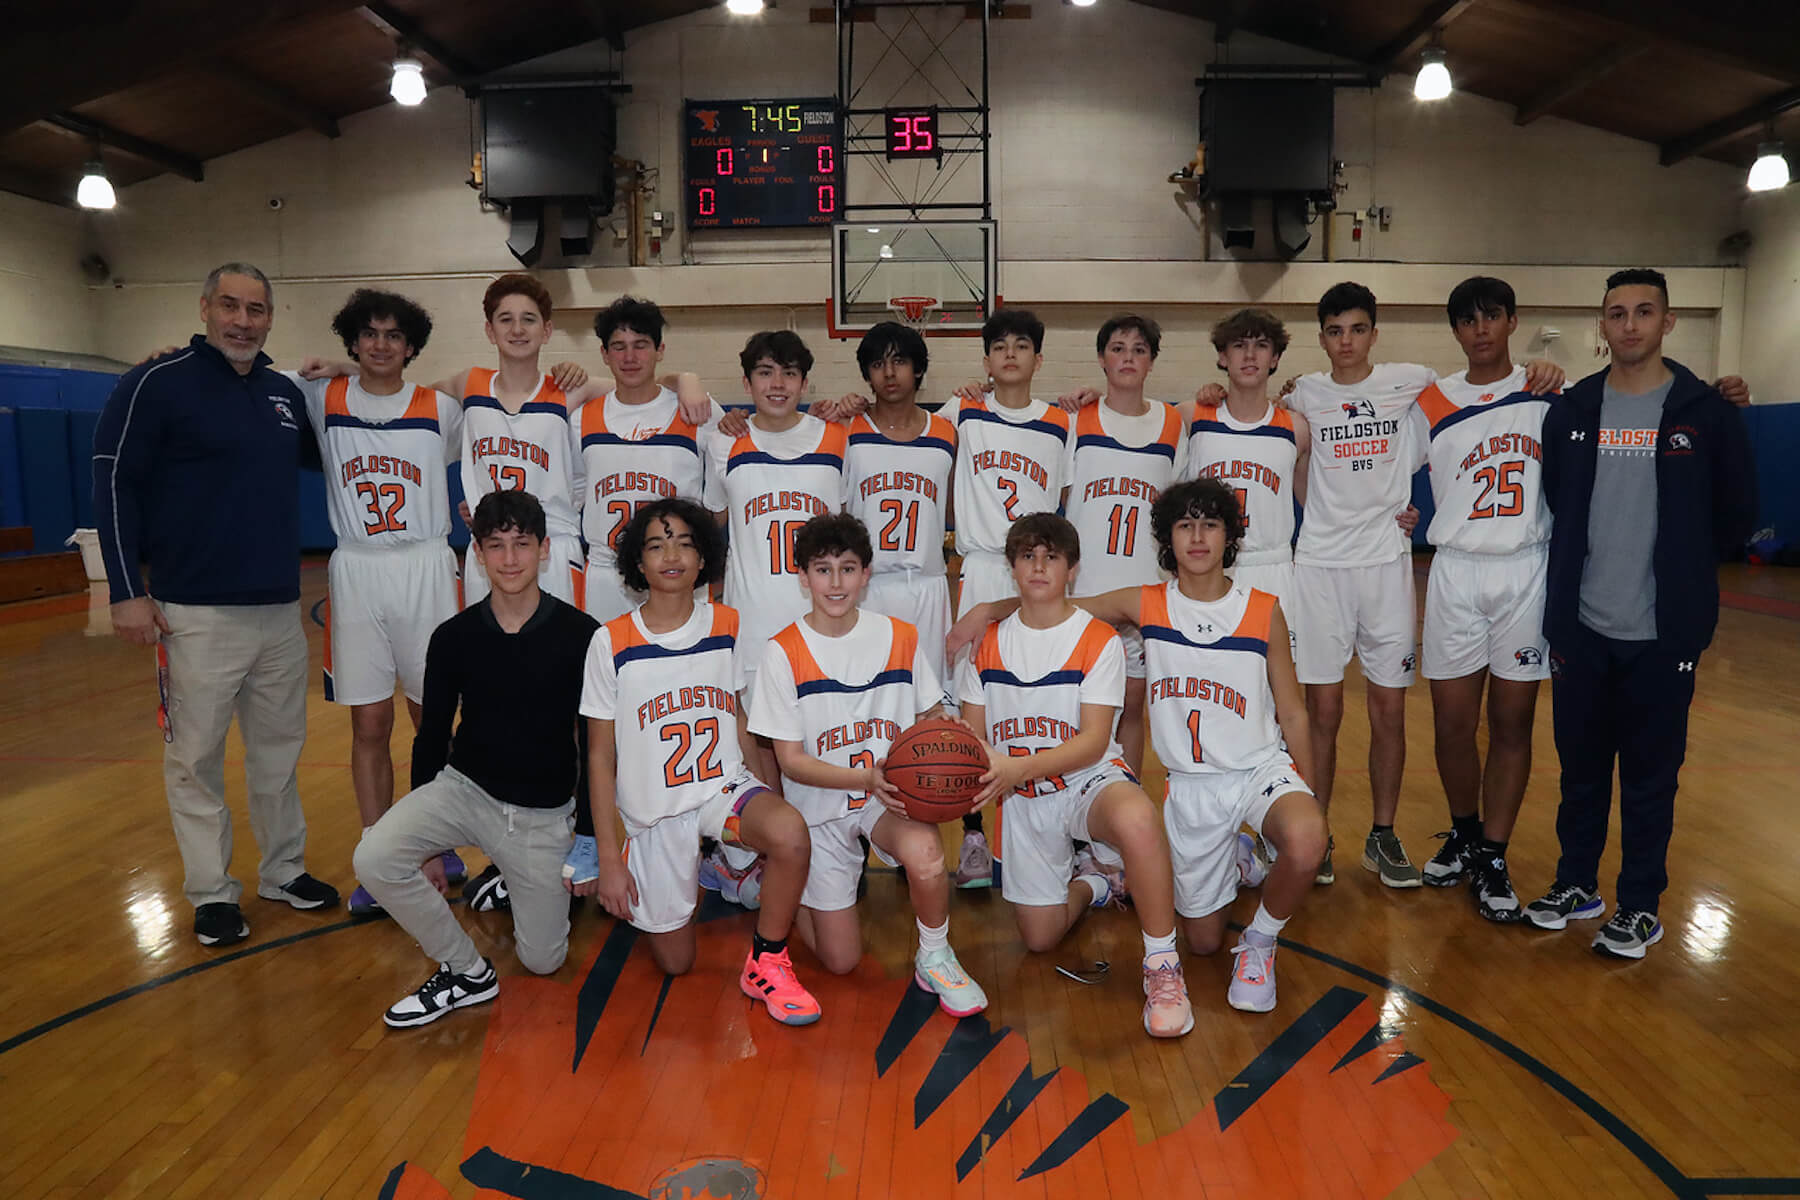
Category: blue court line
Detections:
[{"x1": 4, "y1": 911, "x2": 1797, "y2": 1198}]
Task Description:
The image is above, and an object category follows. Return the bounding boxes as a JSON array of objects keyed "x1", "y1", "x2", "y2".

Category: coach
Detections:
[
  {"x1": 93, "y1": 261, "x2": 339, "y2": 948},
  {"x1": 1527, "y1": 267, "x2": 1757, "y2": 959}
]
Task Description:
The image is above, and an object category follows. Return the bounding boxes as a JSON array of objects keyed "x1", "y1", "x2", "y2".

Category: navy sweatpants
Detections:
[{"x1": 1548, "y1": 624, "x2": 1698, "y2": 915}]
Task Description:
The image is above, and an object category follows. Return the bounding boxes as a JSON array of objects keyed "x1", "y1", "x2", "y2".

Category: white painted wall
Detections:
[
  {"x1": 0, "y1": 0, "x2": 1765, "y2": 392},
  {"x1": 0, "y1": 192, "x2": 100, "y2": 361},
  {"x1": 1742, "y1": 184, "x2": 1800, "y2": 405}
]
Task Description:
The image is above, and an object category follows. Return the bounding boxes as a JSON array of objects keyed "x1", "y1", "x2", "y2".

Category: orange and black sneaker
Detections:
[{"x1": 739, "y1": 946, "x2": 822, "y2": 1026}]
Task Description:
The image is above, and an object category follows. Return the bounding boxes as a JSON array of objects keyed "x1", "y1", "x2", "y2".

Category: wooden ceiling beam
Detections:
[
  {"x1": 0, "y1": 0, "x2": 368, "y2": 138},
  {"x1": 1501, "y1": 0, "x2": 1800, "y2": 87},
  {"x1": 1365, "y1": 0, "x2": 1480, "y2": 72},
  {"x1": 207, "y1": 59, "x2": 340, "y2": 139},
  {"x1": 575, "y1": 0, "x2": 627, "y2": 53},
  {"x1": 38, "y1": 113, "x2": 204, "y2": 182},
  {"x1": 358, "y1": 3, "x2": 483, "y2": 80},
  {"x1": 0, "y1": 164, "x2": 75, "y2": 209},
  {"x1": 1514, "y1": 39, "x2": 1650, "y2": 126},
  {"x1": 1661, "y1": 85, "x2": 1800, "y2": 165}
]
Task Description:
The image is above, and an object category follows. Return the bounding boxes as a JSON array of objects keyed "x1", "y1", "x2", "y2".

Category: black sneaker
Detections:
[
  {"x1": 256, "y1": 873, "x2": 340, "y2": 911},
  {"x1": 194, "y1": 902, "x2": 249, "y2": 947},
  {"x1": 1471, "y1": 855, "x2": 1526, "y2": 923},
  {"x1": 464, "y1": 863, "x2": 510, "y2": 912},
  {"x1": 383, "y1": 959, "x2": 501, "y2": 1028},
  {"x1": 1593, "y1": 909, "x2": 1663, "y2": 959},
  {"x1": 1421, "y1": 830, "x2": 1471, "y2": 888}
]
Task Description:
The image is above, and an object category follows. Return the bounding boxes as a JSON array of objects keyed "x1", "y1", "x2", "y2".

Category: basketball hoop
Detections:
[{"x1": 887, "y1": 296, "x2": 941, "y2": 330}]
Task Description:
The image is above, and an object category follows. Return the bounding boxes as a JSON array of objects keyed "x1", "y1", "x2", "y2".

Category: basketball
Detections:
[{"x1": 884, "y1": 718, "x2": 989, "y2": 823}]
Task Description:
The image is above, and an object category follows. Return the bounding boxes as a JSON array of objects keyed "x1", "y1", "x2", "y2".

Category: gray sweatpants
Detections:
[
  {"x1": 354, "y1": 767, "x2": 575, "y2": 976},
  {"x1": 160, "y1": 601, "x2": 310, "y2": 908}
]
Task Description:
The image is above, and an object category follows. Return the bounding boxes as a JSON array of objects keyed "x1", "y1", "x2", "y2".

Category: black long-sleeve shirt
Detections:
[{"x1": 412, "y1": 594, "x2": 598, "y2": 808}]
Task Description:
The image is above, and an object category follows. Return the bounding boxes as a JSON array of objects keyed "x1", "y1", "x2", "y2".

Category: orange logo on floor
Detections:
[{"x1": 381, "y1": 915, "x2": 1459, "y2": 1199}]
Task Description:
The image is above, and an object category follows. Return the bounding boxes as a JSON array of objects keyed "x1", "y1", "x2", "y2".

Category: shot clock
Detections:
[
  {"x1": 884, "y1": 108, "x2": 940, "y2": 160},
  {"x1": 684, "y1": 98, "x2": 843, "y2": 229}
]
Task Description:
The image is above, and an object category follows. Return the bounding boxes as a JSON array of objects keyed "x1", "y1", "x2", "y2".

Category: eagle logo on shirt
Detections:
[
  {"x1": 1341, "y1": 400, "x2": 1377, "y2": 420},
  {"x1": 1514, "y1": 647, "x2": 1544, "y2": 666},
  {"x1": 268, "y1": 397, "x2": 299, "y2": 430},
  {"x1": 1669, "y1": 432, "x2": 1693, "y2": 450}
]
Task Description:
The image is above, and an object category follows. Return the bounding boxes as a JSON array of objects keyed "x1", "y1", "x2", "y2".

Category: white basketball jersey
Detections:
[
  {"x1": 577, "y1": 387, "x2": 711, "y2": 568},
  {"x1": 747, "y1": 611, "x2": 937, "y2": 824},
  {"x1": 952, "y1": 395, "x2": 1071, "y2": 557},
  {"x1": 1184, "y1": 402, "x2": 1299, "y2": 567},
  {"x1": 1139, "y1": 582, "x2": 1283, "y2": 775},
  {"x1": 1063, "y1": 401, "x2": 1185, "y2": 594},
  {"x1": 704, "y1": 415, "x2": 848, "y2": 652},
  {"x1": 957, "y1": 610, "x2": 1124, "y2": 798},
  {"x1": 1418, "y1": 366, "x2": 1552, "y2": 555},
  {"x1": 296, "y1": 375, "x2": 459, "y2": 547},
  {"x1": 845, "y1": 411, "x2": 955, "y2": 577},
  {"x1": 460, "y1": 368, "x2": 582, "y2": 542},
  {"x1": 581, "y1": 601, "x2": 747, "y2": 828},
  {"x1": 1291, "y1": 363, "x2": 1433, "y2": 567}
]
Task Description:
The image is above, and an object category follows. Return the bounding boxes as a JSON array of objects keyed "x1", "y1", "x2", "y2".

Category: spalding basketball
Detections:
[{"x1": 884, "y1": 718, "x2": 989, "y2": 824}]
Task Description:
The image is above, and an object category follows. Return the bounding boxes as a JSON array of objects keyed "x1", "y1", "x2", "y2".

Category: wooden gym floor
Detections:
[{"x1": 2, "y1": 558, "x2": 1797, "y2": 1199}]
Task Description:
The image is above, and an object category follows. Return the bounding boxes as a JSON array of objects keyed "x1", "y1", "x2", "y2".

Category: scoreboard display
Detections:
[{"x1": 684, "y1": 98, "x2": 843, "y2": 229}]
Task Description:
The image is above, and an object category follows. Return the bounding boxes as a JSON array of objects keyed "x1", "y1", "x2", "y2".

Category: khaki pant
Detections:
[
  {"x1": 354, "y1": 767, "x2": 575, "y2": 976},
  {"x1": 160, "y1": 601, "x2": 310, "y2": 907}
]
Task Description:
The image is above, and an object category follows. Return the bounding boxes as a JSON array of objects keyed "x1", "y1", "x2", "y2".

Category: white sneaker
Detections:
[
  {"x1": 1074, "y1": 846, "x2": 1128, "y2": 907},
  {"x1": 384, "y1": 959, "x2": 500, "y2": 1028},
  {"x1": 1227, "y1": 937, "x2": 1278, "y2": 1013},
  {"x1": 914, "y1": 945, "x2": 989, "y2": 1017},
  {"x1": 1235, "y1": 832, "x2": 1269, "y2": 889}
]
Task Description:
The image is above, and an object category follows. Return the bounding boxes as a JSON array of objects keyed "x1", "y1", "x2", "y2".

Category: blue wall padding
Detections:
[
  {"x1": 0, "y1": 408, "x2": 22, "y2": 535},
  {"x1": 15, "y1": 407, "x2": 75, "y2": 555},
  {"x1": 66, "y1": 410, "x2": 100, "y2": 529},
  {"x1": 1742, "y1": 404, "x2": 1800, "y2": 539}
]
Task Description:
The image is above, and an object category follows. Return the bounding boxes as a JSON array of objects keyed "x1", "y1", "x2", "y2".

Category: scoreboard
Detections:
[{"x1": 684, "y1": 98, "x2": 843, "y2": 229}]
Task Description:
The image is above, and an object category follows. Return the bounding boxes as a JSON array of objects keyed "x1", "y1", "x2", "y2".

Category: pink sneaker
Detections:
[
  {"x1": 1142, "y1": 951, "x2": 1194, "y2": 1038},
  {"x1": 953, "y1": 830, "x2": 995, "y2": 889},
  {"x1": 740, "y1": 947, "x2": 821, "y2": 1026}
]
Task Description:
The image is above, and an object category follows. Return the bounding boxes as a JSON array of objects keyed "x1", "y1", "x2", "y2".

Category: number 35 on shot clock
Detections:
[{"x1": 885, "y1": 108, "x2": 940, "y2": 161}]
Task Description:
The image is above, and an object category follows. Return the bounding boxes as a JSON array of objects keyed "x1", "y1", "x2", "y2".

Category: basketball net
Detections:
[{"x1": 887, "y1": 296, "x2": 941, "y2": 331}]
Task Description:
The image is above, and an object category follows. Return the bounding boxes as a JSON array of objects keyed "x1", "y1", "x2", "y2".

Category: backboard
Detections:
[{"x1": 828, "y1": 220, "x2": 997, "y2": 338}]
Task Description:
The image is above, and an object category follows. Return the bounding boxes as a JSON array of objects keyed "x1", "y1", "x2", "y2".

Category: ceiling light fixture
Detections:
[
  {"x1": 1748, "y1": 140, "x2": 1790, "y2": 192},
  {"x1": 1414, "y1": 45, "x2": 1452, "y2": 102},
  {"x1": 390, "y1": 58, "x2": 427, "y2": 107},
  {"x1": 77, "y1": 159, "x2": 116, "y2": 210},
  {"x1": 725, "y1": 0, "x2": 765, "y2": 15}
]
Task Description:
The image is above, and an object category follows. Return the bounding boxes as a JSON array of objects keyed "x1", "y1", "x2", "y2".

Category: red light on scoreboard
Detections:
[{"x1": 885, "y1": 108, "x2": 940, "y2": 160}]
